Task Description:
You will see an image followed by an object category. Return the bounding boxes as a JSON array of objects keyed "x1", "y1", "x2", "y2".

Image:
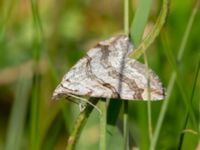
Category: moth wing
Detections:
[
  {"x1": 121, "y1": 58, "x2": 166, "y2": 100},
  {"x1": 52, "y1": 47, "x2": 116, "y2": 100},
  {"x1": 53, "y1": 35, "x2": 166, "y2": 101}
]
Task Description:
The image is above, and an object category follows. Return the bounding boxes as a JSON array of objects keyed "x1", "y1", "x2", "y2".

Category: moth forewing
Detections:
[{"x1": 52, "y1": 35, "x2": 165, "y2": 101}]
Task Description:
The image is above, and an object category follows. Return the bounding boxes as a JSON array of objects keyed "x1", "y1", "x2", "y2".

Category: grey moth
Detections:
[{"x1": 52, "y1": 35, "x2": 165, "y2": 101}]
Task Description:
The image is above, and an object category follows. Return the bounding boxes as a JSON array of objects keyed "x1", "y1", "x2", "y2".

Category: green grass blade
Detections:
[
  {"x1": 163, "y1": 33, "x2": 197, "y2": 129},
  {"x1": 42, "y1": 116, "x2": 63, "y2": 150},
  {"x1": 5, "y1": 77, "x2": 32, "y2": 150},
  {"x1": 107, "y1": 100, "x2": 122, "y2": 125},
  {"x1": 178, "y1": 60, "x2": 200, "y2": 149},
  {"x1": 177, "y1": 0, "x2": 200, "y2": 62},
  {"x1": 124, "y1": 0, "x2": 130, "y2": 149},
  {"x1": 150, "y1": 72, "x2": 176, "y2": 150},
  {"x1": 130, "y1": 0, "x2": 152, "y2": 46},
  {"x1": 99, "y1": 100, "x2": 107, "y2": 150},
  {"x1": 30, "y1": 75, "x2": 40, "y2": 150},
  {"x1": 123, "y1": 101, "x2": 129, "y2": 150},
  {"x1": 106, "y1": 100, "x2": 122, "y2": 149},
  {"x1": 144, "y1": 52, "x2": 153, "y2": 142},
  {"x1": 30, "y1": 0, "x2": 44, "y2": 149},
  {"x1": 66, "y1": 99, "x2": 99, "y2": 150},
  {"x1": 150, "y1": 1, "x2": 200, "y2": 149},
  {"x1": 129, "y1": 0, "x2": 169, "y2": 59}
]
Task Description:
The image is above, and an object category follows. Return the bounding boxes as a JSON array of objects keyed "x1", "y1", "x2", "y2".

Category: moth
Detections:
[{"x1": 52, "y1": 35, "x2": 165, "y2": 101}]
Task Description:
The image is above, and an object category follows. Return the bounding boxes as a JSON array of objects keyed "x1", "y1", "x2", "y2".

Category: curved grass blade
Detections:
[
  {"x1": 130, "y1": 0, "x2": 152, "y2": 46},
  {"x1": 129, "y1": 0, "x2": 169, "y2": 59},
  {"x1": 150, "y1": 1, "x2": 200, "y2": 149}
]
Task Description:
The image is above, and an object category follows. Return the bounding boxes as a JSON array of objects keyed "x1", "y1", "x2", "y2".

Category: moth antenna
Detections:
[
  {"x1": 67, "y1": 94, "x2": 102, "y2": 115},
  {"x1": 66, "y1": 97, "x2": 79, "y2": 105}
]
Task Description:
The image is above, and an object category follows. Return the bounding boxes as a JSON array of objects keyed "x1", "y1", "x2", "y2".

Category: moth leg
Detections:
[
  {"x1": 67, "y1": 94, "x2": 102, "y2": 115},
  {"x1": 79, "y1": 103, "x2": 87, "y2": 112},
  {"x1": 66, "y1": 96, "x2": 87, "y2": 112}
]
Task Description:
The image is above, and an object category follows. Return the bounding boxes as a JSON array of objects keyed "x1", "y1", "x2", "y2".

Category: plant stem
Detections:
[
  {"x1": 30, "y1": 75, "x2": 40, "y2": 150},
  {"x1": 124, "y1": 0, "x2": 129, "y2": 35},
  {"x1": 66, "y1": 99, "x2": 99, "y2": 150},
  {"x1": 99, "y1": 100, "x2": 107, "y2": 150},
  {"x1": 150, "y1": 72, "x2": 176, "y2": 150},
  {"x1": 123, "y1": 101, "x2": 129, "y2": 150},
  {"x1": 144, "y1": 52, "x2": 153, "y2": 142},
  {"x1": 124, "y1": 0, "x2": 129, "y2": 149}
]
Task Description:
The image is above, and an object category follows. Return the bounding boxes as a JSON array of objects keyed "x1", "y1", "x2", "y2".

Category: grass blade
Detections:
[
  {"x1": 106, "y1": 100, "x2": 122, "y2": 148},
  {"x1": 129, "y1": 0, "x2": 169, "y2": 59},
  {"x1": 150, "y1": 72, "x2": 176, "y2": 150},
  {"x1": 178, "y1": 60, "x2": 200, "y2": 149},
  {"x1": 99, "y1": 100, "x2": 107, "y2": 150},
  {"x1": 30, "y1": 0, "x2": 44, "y2": 149},
  {"x1": 5, "y1": 77, "x2": 32, "y2": 150},
  {"x1": 66, "y1": 99, "x2": 99, "y2": 150},
  {"x1": 130, "y1": 0, "x2": 152, "y2": 46},
  {"x1": 30, "y1": 74, "x2": 40, "y2": 150},
  {"x1": 150, "y1": 1, "x2": 200, "y2": 149},
  {"x1": 144, "y1": 52, "x2": 153, "y2": 142},
  {"x1": 124, "y1": 0, "x2": 130, "y2": 149}
]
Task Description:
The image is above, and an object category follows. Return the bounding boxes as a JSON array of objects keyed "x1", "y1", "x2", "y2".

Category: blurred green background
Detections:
[{"x1": 0, "y1": 0, "x2": 199, "y2": 150}]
